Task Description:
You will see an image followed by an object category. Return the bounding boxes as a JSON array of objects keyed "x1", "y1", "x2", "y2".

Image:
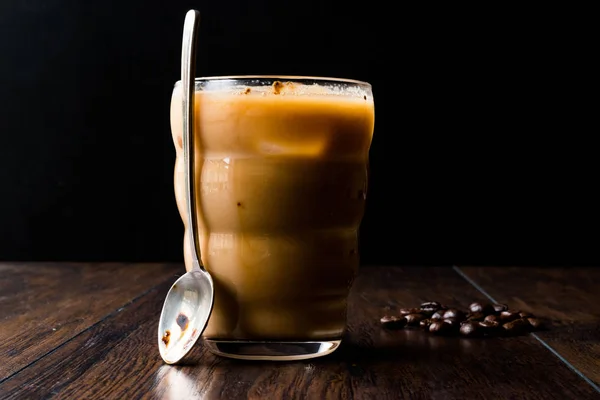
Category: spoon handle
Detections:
[{"x1": 181, "y1": 10, "x2": 202, "y2": 271}]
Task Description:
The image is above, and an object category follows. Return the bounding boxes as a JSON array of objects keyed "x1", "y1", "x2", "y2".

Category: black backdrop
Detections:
[{"x1": 0, "y1": 1, "x2": 596, "y2": 266}]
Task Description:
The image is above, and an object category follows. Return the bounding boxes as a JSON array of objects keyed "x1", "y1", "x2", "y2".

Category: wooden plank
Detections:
[
  {"x1": 458, "y1": 266, "x2": 600, "y2": 389},
  {"x1": 0, "y1": 262, "x2": 181, "y2": 380},
  {"x1": 1, "y1": 266, "x2": 597, "y2": 399}
]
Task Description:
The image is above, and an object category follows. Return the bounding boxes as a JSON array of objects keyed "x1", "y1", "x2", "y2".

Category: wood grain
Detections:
[
  {"x1": 458, "y1": 266, "x2": 600, "y2": 388},
  {"x1": 0, "y1": 262, "x2": 181, "y2": 380},
  {"x1": 1, "y1": 266, "x2": 598, "y2": 399}
]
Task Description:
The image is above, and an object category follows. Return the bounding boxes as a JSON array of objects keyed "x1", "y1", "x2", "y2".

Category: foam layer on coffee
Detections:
[{"x1": 189, "y1": 79, "x2": 371, "y2": 99}]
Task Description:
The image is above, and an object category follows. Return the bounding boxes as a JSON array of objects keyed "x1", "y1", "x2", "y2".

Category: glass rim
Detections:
[{"x1": 173, "y1": 75, "x2": 371, "y2": 88}]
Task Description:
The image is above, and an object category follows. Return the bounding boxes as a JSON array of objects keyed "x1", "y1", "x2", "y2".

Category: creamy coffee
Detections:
[{"x1": 170, "y1": 79, "x2": 374, "y2": 340}]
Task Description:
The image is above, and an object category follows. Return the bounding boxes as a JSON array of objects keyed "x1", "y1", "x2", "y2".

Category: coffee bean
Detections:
[
  {"x1": 467, "y1": 312, "x2": 486, "y2": 322},
  {"x1": 503, "y1": 318, "x2": 530, "y2": 335},
  {"x1": 431, "y1": 310, "x2": 446, "y2": 320},
  {"x1": 420, "y1": 318, "x2": 432, "y2": 329},
  {"x1": 469, "y1": 302, "x2": 494, "y2": 315},
  {"x1": 460, "y1": 321, "x2": 482, "y2": 337},
  {"x1": 500, "y1": 310, "x2": 520, "y2": 322},
  {"x1": 443, "y1": 317, "x2": 461, "y2": 327},
  {"x1": 380, "y1": 315, "x2": 407, "y2": 329},
  {"x1": 493, "y1": 303, "x2": 508, "y2": 313},
  {"x1": 527, "y1": 317, "x2": 545, "y2": 330},
  {"x1": 479, "y1": 320, "x2": 501, "y2": 335},
  {"x1": 405, "y1": 313, "x2": 425, "y2": 326},
  {"x1": 420, "y1": 301, "x2": 442, "y2": 314},
  {"x1": 484, "y1": 314, "x2": 499, "y2": 323},
  {"x1": 468, "y1": 302, "x2": 483, "y2": 314},
  {"x1": 420, "y1": 309, "x2": 435, "y2": 317},
  {"x1": 381, "y1": 300, "x2": 549, "y2": 338},
  {"x1": 400, "y1": 308, "x2": 421, "y2": 316},
  {"x1": 519, "y1": 311, "x2": 534, "y2": 318},
  {"x1": 429, "y1": 320, "x2": 453, "y2": 335},
  {"x1": 443, "y1": 308, "x2": 466, "y2": 321}
]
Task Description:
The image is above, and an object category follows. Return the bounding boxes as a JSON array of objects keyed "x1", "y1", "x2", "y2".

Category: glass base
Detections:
[{"x1": 204, "y1": 339, "x2": 342, "y2": 361}]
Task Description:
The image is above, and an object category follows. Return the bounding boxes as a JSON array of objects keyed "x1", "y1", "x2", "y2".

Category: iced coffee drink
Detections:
[{"x1": 170, "y1": 76, "x2": 374, "y2": 360}]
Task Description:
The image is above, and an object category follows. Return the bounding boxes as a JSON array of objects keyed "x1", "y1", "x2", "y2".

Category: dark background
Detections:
[{"x1": 0, "y1": 1, "x2": 595, "y2": 266}]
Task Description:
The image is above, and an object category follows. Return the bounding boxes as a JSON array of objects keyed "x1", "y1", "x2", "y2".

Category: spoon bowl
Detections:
[{"x1": 158, "y1": 267, "x2": 214, "y2": 364}]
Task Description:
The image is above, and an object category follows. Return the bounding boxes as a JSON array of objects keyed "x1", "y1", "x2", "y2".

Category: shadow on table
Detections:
[
  {"x1": 175, "y1": 327, "x2": 496, "y2": 369},
  {"x1": 149, "y1": 328, "x2": 518, "y2": 399},
  {"x1": 328, "y1": 327, "x2": 495, "y2": 363}
]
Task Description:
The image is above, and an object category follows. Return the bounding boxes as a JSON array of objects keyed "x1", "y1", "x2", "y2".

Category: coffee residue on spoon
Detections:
[
  {"x1": 176, "y1": 313, "x2": 189, "y2": 331},
  {"x1": 162, "y1": 330, "x2": 171, "y2": 346}
]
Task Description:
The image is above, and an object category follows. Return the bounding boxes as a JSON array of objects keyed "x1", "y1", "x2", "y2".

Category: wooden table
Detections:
[{"x1": 1, "y1": 263, "x2": 599, "y2": 399}]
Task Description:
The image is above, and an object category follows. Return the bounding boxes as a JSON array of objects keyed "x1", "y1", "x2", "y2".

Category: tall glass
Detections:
[{"x1": 170, "y1": 76, "x2": 375, "y2": 360}]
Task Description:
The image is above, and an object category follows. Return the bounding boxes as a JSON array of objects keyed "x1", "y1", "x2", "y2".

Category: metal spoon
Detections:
[{"x1": 158, "y1": 9, "x2": 214, "y2": 365}]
